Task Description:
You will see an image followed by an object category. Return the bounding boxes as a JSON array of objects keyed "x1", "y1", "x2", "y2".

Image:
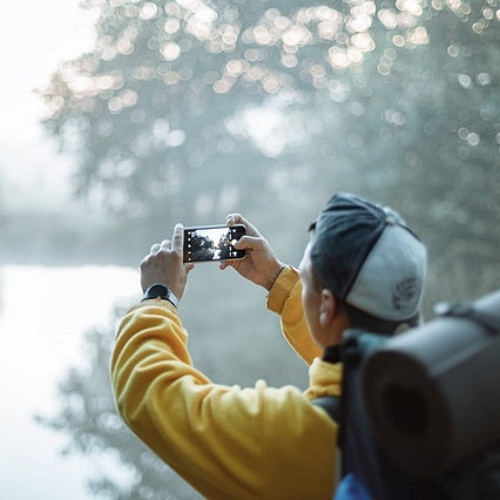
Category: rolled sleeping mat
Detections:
[{"x1": 362, "y1": 289, "x2": 500, "y2": 477}]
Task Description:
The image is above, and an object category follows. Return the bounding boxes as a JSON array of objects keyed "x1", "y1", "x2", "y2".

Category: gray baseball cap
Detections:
[{"x1": 309, "y1": 192, "x2": 427, "y2": 332}]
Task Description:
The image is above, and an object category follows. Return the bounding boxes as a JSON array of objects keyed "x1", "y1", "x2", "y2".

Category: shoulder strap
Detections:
[
  {"x1": 312, "y1": 344, "x2": 342, "y2": 422},
  {"x1": 312, "y1": 396, "x2": 341, "y2": 422}
]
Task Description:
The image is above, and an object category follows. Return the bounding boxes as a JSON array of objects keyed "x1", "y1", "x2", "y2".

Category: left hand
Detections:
[
  {"x1": 220, "y1": 213, "x2": 284, "y2": 291},
  {"x1": 140, "y1": 223, "x2": 194, "y2": 300}
]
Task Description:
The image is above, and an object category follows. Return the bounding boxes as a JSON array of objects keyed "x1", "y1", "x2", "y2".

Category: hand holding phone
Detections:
[
  {"x1": 221, "y1": 214, "x2": 286, "y2": 290},
  {"x1": 183, "y1": 224, "x2": 246, "y2": 263},
  {"x1": 141, "y1": 224, "x2": 192, "y2": 301}
]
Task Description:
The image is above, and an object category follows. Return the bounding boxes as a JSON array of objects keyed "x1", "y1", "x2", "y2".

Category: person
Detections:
[{"x1": 110, "y1": 192, "x2": 427, "y2": 499}]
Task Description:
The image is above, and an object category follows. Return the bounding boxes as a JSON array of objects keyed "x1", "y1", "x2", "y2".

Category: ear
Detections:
[{"x1": 319, "y1": 289, "x2": 337, "y2": 328}]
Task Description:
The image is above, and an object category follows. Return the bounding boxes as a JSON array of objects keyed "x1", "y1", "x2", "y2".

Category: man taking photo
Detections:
[{"x1": 111, "y1": 192, "x2": 427, "y2": 499}]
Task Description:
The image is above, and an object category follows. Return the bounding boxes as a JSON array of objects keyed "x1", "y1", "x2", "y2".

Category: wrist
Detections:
[
  {"x1": 141, "y1": 283, "x2": 179, "y2": 308},
  {"x1": 265, "y1": 262, "x2": 286, "y2": 291}
]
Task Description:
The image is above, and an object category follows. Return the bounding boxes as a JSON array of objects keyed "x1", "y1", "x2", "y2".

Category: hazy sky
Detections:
[
  {"x1": 0, "y1": 1, "x2": 95, "y2": 211},
  {"x1": 1, "y1": 1, "x2": 94, "y2": 140}
]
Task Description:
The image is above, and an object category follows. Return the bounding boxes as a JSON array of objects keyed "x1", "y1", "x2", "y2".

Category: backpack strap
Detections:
[
  {"x1": 312, "y1": 345, "x2": 342, "y2": 421},
  {"x1": 312, "y1": 396, "x2": 341, "y2": 422}
]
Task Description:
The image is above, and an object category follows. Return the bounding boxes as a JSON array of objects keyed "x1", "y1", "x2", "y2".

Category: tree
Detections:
[
  {"x1": 39, "y1": 0, "x2": 312, "y2": 220},
  {"x1": 38, "y1": 0, "x2": 437, "y2": 220},
  {"x1": 39, "y1": 0, "x2": 500, "y2": 302}
]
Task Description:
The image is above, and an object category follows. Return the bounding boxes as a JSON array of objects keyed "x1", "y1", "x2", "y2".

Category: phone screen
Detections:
[{"x1": 183, "y1": 225, "x2": 246, "y2": 263}]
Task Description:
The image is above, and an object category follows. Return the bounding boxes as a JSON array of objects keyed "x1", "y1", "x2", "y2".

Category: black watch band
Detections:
[{"x1": 141, "y1": 284, "x2": 179, "y2": 308}]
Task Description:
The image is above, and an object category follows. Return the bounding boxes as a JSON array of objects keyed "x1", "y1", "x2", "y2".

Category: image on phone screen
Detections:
[{"x1": 183, "y1": 225, "x2": 246, "y2": 263}]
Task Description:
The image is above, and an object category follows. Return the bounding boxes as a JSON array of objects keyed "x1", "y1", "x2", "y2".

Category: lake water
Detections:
[{"x1": 0, "y1": 264, "x2": 139, "y2": 500}]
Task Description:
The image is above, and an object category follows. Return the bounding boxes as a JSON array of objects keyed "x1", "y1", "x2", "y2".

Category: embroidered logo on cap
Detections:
[{"x1": 393, "y1": 277, "x2": 420, "y2": 312}]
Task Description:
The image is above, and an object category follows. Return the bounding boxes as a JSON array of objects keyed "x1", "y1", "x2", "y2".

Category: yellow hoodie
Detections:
[{"x1": 111, "y1": 266, "x2": 341, "y2": 499}]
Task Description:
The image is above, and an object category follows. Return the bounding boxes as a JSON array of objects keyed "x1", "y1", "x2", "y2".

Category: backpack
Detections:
[{"x1": 314, "y1": 292, "x2": 500, "y2": 500}]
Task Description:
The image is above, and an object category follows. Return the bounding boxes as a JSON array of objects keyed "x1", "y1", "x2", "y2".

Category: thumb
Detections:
[
  {"x1": 172, "y1": 223, "x2": 184, "y2": 253},
  {"x1": 234, "y1": 235, "x2": 262, "y2": 251}
]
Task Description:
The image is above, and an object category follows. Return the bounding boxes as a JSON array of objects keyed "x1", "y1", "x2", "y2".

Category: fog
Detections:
[
  {"x1": 0, "y1": 265, "x2": 138, "y2": 499},
  {"x1": 0, "y1": 3, "x2": 110, "y2": 498},
  {"x1": 2, "y1": 1, "x2": 500, "y2": 498}
]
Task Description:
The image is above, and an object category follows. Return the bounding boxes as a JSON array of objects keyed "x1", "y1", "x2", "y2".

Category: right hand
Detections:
[
  {"x1": 140, "y1": 224, "x2": 194, "y2": 300},
  {"x1": 220, "y1": 214, "x2": 285, "y2": 291}
]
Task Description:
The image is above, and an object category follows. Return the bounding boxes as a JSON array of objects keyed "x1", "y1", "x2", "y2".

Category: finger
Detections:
[
  {"x1": 225, "y1": 213, "x2": 259, "y2": 237},
  {"x1": 172, "y1": 223, "x2": 184, "y2": 253},
  {"x1": 233, "y1": 234, "x2": 263, "y2": 250},
  {"x1": 150, "y1": 243, "x2": 161, "y2": 254},
  {"x1": 160, "y1": 239, "x2": 171, "y2": 251},
  {"x1": 225, "y1": 213, "x2": 240, "y2": 224}
]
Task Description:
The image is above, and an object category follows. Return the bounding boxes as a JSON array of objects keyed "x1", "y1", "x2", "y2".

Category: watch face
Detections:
[
  {"x1": 143, "y1": 284, "x2": 178, "y2": 307},
  {"x1": 147, "y1": 284, "x2": 169, "y2": 299}
]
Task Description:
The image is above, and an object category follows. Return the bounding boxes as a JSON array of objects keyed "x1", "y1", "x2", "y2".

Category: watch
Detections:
[{"x1": 141, "y1": 283, "x2": 179, "y2": 308}]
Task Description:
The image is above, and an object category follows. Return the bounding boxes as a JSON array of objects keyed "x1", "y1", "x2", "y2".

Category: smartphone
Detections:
[{"x1": 183, "y1": 224, "x2": 246, "y2": 263}]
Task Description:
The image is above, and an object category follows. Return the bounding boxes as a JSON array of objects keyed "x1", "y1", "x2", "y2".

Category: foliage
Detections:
[
  {"x1": 260, "y1": 0, "x2": 500, "y2": 302},
  {"x1": 39, "y1": 0, "x2": 500, "y2": 295},
  {"x1": 36, "y1": 0, "x2": 452, "y2": 216}
]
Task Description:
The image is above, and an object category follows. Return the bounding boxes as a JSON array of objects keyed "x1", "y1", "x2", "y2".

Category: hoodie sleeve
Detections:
[
  {"x1": 110, "y1": 299, "x2": 337, "y2": 500},
  {"x1": 267, "y1": 265, "x2": 323, "y2": 364}
]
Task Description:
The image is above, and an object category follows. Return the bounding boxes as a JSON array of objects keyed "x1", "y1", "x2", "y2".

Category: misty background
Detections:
[{"x1": 1, "y1": 0, "x2": 499, "y2": 499}]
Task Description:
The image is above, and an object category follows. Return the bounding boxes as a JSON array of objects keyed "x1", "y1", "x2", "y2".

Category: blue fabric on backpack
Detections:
[{"x1": 335, "y1": 473, "x2": 373, "y2": 500}]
